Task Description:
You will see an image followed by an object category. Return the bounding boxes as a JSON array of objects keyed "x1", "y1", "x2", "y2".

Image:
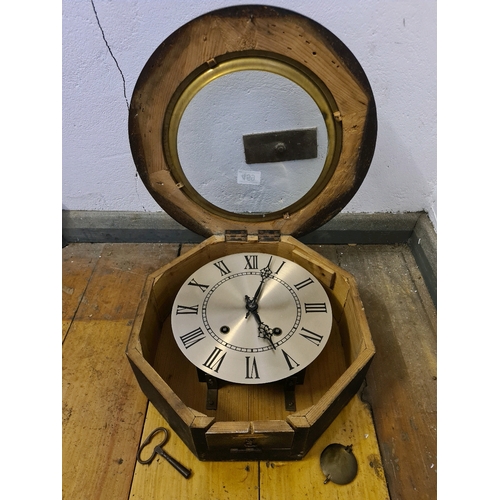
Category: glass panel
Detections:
[{"x1": 177, "y1": 70, "x2": 328, "y2": 214}]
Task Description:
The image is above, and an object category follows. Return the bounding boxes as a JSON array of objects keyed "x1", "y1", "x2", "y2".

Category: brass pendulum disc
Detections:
[{"x1": 320, "y1": 443, "x2": 358, "y2": 485}]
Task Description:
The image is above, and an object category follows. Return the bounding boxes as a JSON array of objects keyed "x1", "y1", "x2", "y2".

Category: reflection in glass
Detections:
[{"x1": 177, "y1": 70, "x2": 328, "y2": 214}]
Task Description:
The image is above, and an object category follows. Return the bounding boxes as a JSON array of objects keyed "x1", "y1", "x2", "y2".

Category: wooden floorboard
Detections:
[
  {"x1": 313, "y1": 244, "x2": 437, "y2": 500},
  {"x1": 62, "y1": 242, "x2": 436, "y2": 500},
  {"x1": 129, "y1": 392, "x2": 389, "y2": 500},
  {"x1": 62, "y1": 243, "x2": 180, "y2": 500},
  {"x1": 62, "y1": 243, "x2": 104, "y2": 341}
]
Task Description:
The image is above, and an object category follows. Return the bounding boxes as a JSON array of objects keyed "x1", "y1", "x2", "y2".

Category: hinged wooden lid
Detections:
[{"x1": 129, "y1": 5, "x2": 376, "y2": 238}]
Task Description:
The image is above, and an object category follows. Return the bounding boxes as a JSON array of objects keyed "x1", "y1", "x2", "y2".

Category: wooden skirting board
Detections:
[{"x1": 62, "y1": 210, "x2": 436, "y2": 305}]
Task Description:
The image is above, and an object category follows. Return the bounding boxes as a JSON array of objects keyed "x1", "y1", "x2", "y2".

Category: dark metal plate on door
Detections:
[{"x1": 243, "y1": 128, "x2": 317, "y2": 164}]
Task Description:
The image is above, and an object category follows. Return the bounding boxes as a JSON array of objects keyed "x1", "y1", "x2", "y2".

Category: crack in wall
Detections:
[
  {"x1": 90, "y1": 0, "x2": 130, "y2": 111},
  {"x1": 90, "y1": 0, "x2": 148, "y2": 211}
]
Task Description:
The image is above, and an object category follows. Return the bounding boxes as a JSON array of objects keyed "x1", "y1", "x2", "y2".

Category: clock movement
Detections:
[{"x1": 126, "y1": 4, "x2": 377, "y2": 461}]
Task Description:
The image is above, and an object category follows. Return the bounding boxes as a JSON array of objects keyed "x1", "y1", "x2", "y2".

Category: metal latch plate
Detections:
[{"x1": 243, "y1": 128, "x2": 317, "y2": 164}]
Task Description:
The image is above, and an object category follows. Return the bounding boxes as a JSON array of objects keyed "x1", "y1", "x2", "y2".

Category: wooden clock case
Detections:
[{"x1": 126, "y1": 5, "x2": 377, "y2": 461}]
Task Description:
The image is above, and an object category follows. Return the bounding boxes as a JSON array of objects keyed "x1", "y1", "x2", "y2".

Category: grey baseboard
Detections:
[
  {"x1": 62, "y1": 210, "x2": 205, "y2": 245},
  {"x1": 62, "y1": 210, "x2": 436, "y2": 305},
  {"x1": 62, "y1": 210, "x2": 424, "y2": 245},
  {"x1": 299, "y1": 212, "x2": 421, "y2": 245},
  {"x1": 408, "y1": 214, "x2": 437, "y2": 306}
]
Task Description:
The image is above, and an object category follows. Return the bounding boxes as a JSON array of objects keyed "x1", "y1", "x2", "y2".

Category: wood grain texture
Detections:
[
  {"x1": 63, "y1": 319, "x2": 147, "y2": 500},
  {"x1": 62, "y1": 243, "x2": 180, "y2": 500},
  {"x1": 312, "y1": 244, "x2": 437, "y2": 500},
  {"x1": 62, "y1": 243, "x2": 104, "y2": 341},
  {"x1": 151, "y1": 313, "x2": 346, "y2": 423},
  {"x1": 129, "y1": 5, "x2": 376, "y2": 237},
  {"x1": 62, "y1": 241, "x2": 436, "y2": 499},
  {"x1": 130, "y1": 393, "x2": 389, "y2": 500},
  {"x1": 260, "y1": 392, "x2": 389, "y2": 500},
  {"x1": 128, "y1": 235, "x2": 375, "y2": 460},
  {"x1": 129, "y1": 404, "x2": 260, "y2": 500}
]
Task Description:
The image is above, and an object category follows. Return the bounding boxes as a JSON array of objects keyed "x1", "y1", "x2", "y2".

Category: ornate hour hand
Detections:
[
  {"x1": 247, "y1": 309, "x2": 277, "y2": 350},
  {"x1": 244, "y1": 296, "x2": 283, "y2": 349}
]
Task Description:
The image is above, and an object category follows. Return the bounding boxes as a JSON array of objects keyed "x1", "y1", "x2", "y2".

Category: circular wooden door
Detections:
[{"x1": 129, "y1": 5, "x2": 377, "y2": 237}]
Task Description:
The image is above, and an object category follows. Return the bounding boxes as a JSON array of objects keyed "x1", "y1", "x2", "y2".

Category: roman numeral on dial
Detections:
[
  {"x1": 179, "y1": 327, "x2": 205, "y2": 349},
  {"x1": 175, "y1": 304, "x2": 199, "y2": 315},
  {"x1": 294, "y1": 277, "x2": 314, "y2": 290},
  {"x1": 244, "y1": 255, "x2": 258, "y2": 269},
  {"x1": 188, "y1": 278, "x2": 209, "y2": 292},
  {"x1": 275, "y1": 261, "x2": 286, "y2": 274},
  {"x1": 282, "y1": 349, "x2": 300, "y2": 371},
  {"x1": 202, "y1": 347, "x2": 227, "y2": 373},
  {"x1": 304, "y1": 302, "x2": 328, "y2": 313},
  {"x1": 245, "y1": 356, "x2": 260, "y2": 379},
  {"x1": 213, "y1": 260, "x2": 231, "y2": 276},
  {"x1": 299, "y1": 327, "x2": 324, "y2": 346}
]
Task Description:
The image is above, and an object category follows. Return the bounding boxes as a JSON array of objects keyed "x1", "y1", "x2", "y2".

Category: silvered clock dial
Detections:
[{"x1": 171, "y1": 252, "x2": 333, "y2": 384}]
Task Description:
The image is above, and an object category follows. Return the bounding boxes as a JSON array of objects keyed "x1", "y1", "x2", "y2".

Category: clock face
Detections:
[{"x1": 171, "y1": 252, "x2": 333, "y2": 384}]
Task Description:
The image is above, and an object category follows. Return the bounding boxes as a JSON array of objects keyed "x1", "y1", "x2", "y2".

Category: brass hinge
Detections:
[
  {"x1": 225, "y1": 230, "x2": 248, "y2": 242},
  {"x1": 258, "y1": 230, "x2": 281, "y2": 242},
  {"x1": 224, "y1": 230, "x2": 281, "y2": 242}
]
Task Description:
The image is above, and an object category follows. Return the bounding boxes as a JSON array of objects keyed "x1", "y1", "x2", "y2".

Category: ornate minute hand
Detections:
[
  {"x1": 244, "y1": 256, "x2": 281, "y2": 349},
  {"x1": 254, "y1": 256, "x2": 273, "y2": 301},
  {"x1": 245, "y1": 256, "x2": 273, "y2": 318}
]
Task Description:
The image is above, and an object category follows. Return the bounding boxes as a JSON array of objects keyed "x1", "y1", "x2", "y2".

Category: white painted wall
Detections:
[{"x1": 62, "y1": 0, "x2": 437, "y2": 228}]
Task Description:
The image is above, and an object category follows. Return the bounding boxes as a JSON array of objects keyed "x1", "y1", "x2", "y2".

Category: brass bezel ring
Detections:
[{"x1": 162, "y1": 50, "x2": 343, "y2": 222}]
